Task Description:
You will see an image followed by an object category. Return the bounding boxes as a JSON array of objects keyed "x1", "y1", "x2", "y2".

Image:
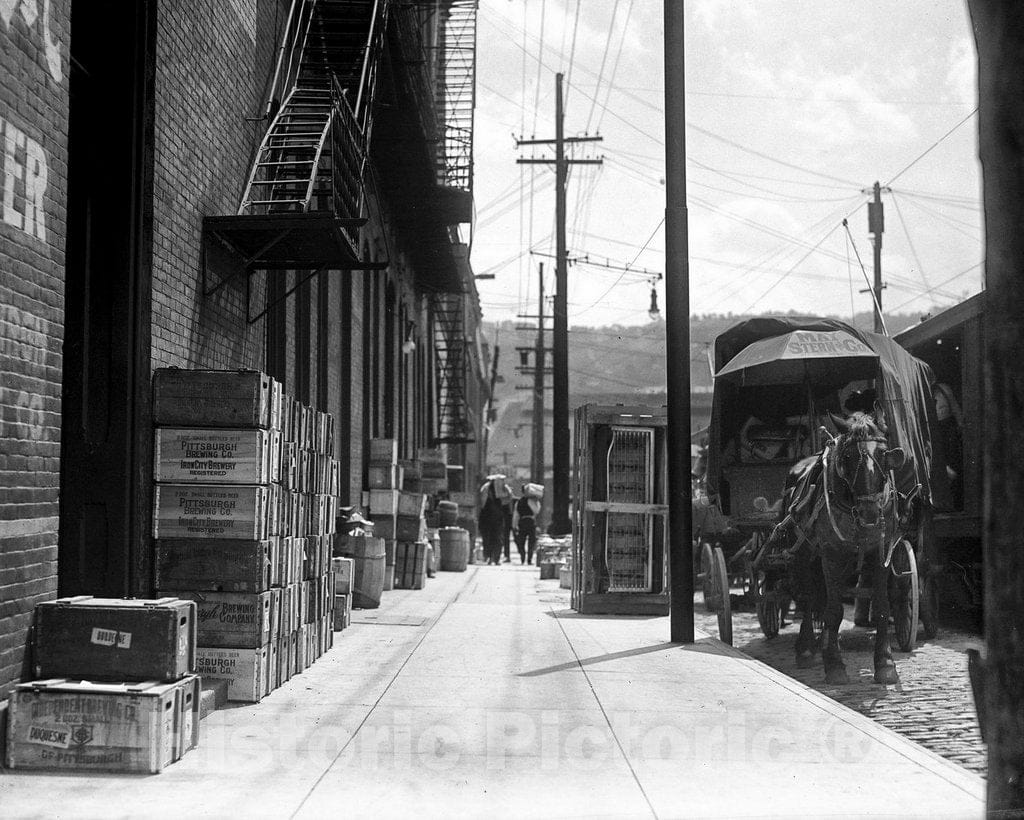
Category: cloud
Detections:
[{"x1": 946, "y1": 37, "x2": 976, "y2": 104}]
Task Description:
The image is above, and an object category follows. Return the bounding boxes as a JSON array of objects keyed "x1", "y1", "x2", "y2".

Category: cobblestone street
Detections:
[{"x1": 694, "y1": 596, "x2": 987, "y2": 776}]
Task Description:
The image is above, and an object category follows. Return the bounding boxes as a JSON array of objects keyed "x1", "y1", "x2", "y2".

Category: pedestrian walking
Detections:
[
  {"x1": 513, "y1": 483, "x2": 543, "y2": 565},
  {"x1": 479, "y1": 474, "x2": 511, "y2": 565}
]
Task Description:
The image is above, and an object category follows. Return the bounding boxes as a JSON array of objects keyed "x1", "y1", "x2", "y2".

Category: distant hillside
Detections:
[{"x1": 482, "y1": 311, "x2": 926, "y2": 404}]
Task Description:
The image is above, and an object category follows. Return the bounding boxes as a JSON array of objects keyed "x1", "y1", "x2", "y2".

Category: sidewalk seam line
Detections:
[
  {"x1": 288, "y1": 566, "x2": 478, "y2": 818},
  {"x1": 550, "y1": 606, "x2": 660, "y2": 820}
]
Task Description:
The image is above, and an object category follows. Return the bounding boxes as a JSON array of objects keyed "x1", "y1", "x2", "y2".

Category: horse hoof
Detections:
[
  {"x1": 825, "y1": 668, "x2": 849, "y2": 685},
  {"x1": 874, "y1": 665, "x2": 899, "y2": 685},
  {"x1": 795, "y1": 651, "x2": 816, "y2": 668}
]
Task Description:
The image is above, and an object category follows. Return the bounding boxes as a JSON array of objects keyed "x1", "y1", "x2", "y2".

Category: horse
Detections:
[{"x1": 773, "y1": 411, "x2": 907, "y2": 685}]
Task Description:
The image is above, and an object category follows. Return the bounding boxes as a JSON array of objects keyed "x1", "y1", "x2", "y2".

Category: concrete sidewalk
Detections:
[{"x1": 0, "y1": 565, "x2": 985, "y2": 819}]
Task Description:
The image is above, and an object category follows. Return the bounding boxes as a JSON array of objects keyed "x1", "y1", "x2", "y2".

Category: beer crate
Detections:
[
  {"x1": 153, "y1": 369, "x2": 273, "y2": 429},
  {"x1": 419, "y1": 460, "x2": 447, "y2": 479},
  {"x1": 368, "y1": 463, "x2": 402, "y2": 489},
  {"x1": 33, "y1": 597, "x2": 196, "y2": 682},
  {"x1": 394, "y1": 542, "x2": 428, "y2": 590},
  {"x1": 270, "y1": 378, "x2": 283, "y2": 432},
  {"x1": 395, "y1": 515, "x2": 425, "y2": 542},
  {"x1": 266, "y1": 640, "x2": 278, "y2": 697},
  {"x1": 5, "y1": 675, "x2": 200, "y2": 773},
  {"x1": 295, "y1": 626, "x2": 307, "y2": 672},
  {"x1": 369, "y1": 489, "x2": 399, "y2": 516},
  {"x1": 152, "y1": 484, "x2": 270, "y2": 541},
  {"x1": 417, "y1": 447, "x2": 446, "y2": 465},
  {"x1": 154, "y1": 538, "x2": 276, "y2": 593},
  {"x1": 269, "y1": 587, "x2": 283, "y2": 644},
  {"x1": 195, "y1": 646, "x2": 268, "y2": 703},
  {"x1": 153, "y1": 428, "x2": 272, "y2": 485},
  {"x1": 160, "y1": 591, "x2": 272, "y2": 649},
  {"x1": 332, "y1": 556, "x2": 354, "y2": 596},
  {"x1": 369, "y1": 514, "x2": 396, "y2": 540},
  {"x1": 397, "y1": 491, "x2": 426, "y2": 518},
  {"x1": 369, "y1": 438, "x2": 398, "y2": 464},
  {"x1": 332, "y1": 594, "x2": 352, "y2": 631}
]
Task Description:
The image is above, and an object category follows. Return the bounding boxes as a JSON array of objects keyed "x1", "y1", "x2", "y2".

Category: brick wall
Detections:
[
  {"x1": 150, "y1": 0, "x2": 274, "y2": 372},
  {"x1": 0, "y1": 0, "x2": 71, "y2": 697}
]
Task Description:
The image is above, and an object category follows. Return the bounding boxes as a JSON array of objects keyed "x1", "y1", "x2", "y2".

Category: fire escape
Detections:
[
  {"x1": 431, "y1": 1, "x2": 478, "y2": 444},
  {"x1": 202, "y1": 0, "x2": 391, "y2": 319}
]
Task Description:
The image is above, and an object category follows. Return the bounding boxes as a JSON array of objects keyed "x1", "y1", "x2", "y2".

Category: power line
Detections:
[
  {"x1": 887, "y1": 262, "x2": 983, "y2": 312},
  {"x1": 889, "y1": 192, "x2": 930, "y2": 292},
  {"x1": 585, "y1": 0, "x2": 621, "y2": 132},
  {"x1": 884, "y1": 107, "x2": 979, "y2": 185},
  {"x1": 574, "y1": 217, "x2": 665, "y2": 317}
]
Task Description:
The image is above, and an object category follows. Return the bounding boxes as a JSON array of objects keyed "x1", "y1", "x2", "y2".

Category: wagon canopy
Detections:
[
  {"x1": 715, "y1": 329, "x2": 878, "y2": 385},
  {"x1": 706, "y1": 316, "x2": 946, "y2": 507}
]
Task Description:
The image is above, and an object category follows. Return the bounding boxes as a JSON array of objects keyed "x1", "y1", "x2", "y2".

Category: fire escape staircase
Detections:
[
  {"x1": 202, "y1": 0, "x2": 390, "y2": 322},
  {"x1": 433, "y1": 292, "x2": 474, "y2": 444}
]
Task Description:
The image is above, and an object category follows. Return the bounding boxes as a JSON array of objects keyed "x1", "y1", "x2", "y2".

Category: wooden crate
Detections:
[
  {"x1": 369, "y1": 489, "x2": 399, "y2": 516},
  {"x1": 152, "y1": 484, "x2": 270, "y2": 540},
  {"x1": 5, "y1": 676, "x2": 200, "y2": 773},
  {"x1": 332, "y1": 556, "x2": 354, "y2": 596},
  {"x1": 397, "y1": 492, "x2": 426, "y2": 518},
  {"x1": 160, "y1": 591, "x2": 272, "y2": 648},
  {"x1": 153, "y1": 369, "x2": 272, "y2": 429},
  {"x1": 153, "y1": 428, "x2": 271, "y2": 484},
  {"x1": 368, "y1": 464, "x2": 402, "y2": 489},
  {"x1": 154, "y1": 539, "x2": 275, "y2": 593},
  {"x1": 195, "y1": 646, "x2": 268, "y2": 703},
  {"x1": 369, "y1": 438, "x2": 398, "y2": 464},
  {"x1": 395, "y1": 515, "x2": 425, "y2": 542},
  {"x1": 33, "y1": 596, "x2": 196, "y2": 682},
  {"x1": 394, "y1": 542, "x2": 427, "y2": 590}
]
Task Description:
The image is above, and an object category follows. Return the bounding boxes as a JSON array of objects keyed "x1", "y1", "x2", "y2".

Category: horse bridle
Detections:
[
  {"x1": 820, "y1": 433, "x2": 896, "y2": 549},
  {"x1": 832, "y1": 435, "x2": 894, "y2": 523}
]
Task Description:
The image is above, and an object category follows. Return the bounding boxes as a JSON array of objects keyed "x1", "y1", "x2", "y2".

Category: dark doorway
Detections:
[{"x1": 59, "y1": 1, "x2": 155, "y2": 596}]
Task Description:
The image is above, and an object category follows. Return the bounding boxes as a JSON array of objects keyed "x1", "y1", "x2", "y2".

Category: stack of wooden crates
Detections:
[
  {"x1": 151, "y1": 369, "x2": 341, "y2": 703},
  {"x1": 6, "y1": 596, "x2": 201, "y2": 773},
  {"x1": 367, "y1": 438, "x2": 431, "y2": 590}
]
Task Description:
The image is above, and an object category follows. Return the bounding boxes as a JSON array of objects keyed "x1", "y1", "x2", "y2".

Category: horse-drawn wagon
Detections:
[{"x1": 703, "y1": 317, "x2": 948, "y2": 683}]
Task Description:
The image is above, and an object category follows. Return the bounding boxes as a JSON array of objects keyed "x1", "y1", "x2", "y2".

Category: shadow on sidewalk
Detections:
[{"x1": 518, "y1": 637, "x2": 737, "y2": 677}]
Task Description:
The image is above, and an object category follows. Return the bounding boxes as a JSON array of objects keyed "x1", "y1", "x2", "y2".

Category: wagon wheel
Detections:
[
  {"x1": 754, "y1": 570, "x2": 783, "y2": 639},
  {"x1": 700, "y1": 542, "x2": 715, "y2": 612},
  {"x1": 917, "y1": 528, "x2": 940, "y2": 640},
  {"x1": 711, "y1": 545, "x2": 733, "y2": 646},
  {"x1": 891, "y1": 538, "x2": 920, "y2": 652}
]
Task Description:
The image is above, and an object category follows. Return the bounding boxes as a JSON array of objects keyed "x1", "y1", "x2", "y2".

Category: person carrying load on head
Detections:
[
  {"x1": 513, "y1": 483, "x2": 544, "y2": 565},
  {"x1": 479, "y1": 474, "x2": 512, "y2": 566}
]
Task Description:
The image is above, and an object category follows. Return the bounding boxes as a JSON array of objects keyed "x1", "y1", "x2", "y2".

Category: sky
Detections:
[{"x1": 469, "y1": 1, "x2": 983, "y2": 330}]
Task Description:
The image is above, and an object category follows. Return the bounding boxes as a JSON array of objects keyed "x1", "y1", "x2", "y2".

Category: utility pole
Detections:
[
  {"x1": 516, "y1": 72, "x2": 603, "y2": 536},
  {"x1": 967, "y1": 1, "x2": 1024, "y2": 809},
  {"x1": 483, "y1": 330, "x2": 500, "y2": 470},
  {"x1": 863, "y1": 181, "x2": 890, "y2": 334},
  {"x1": 533, "y1": 264, "x2": 546, "y2": 485},
  {"x1": 664, "y1": 1, "x2": 694, "y2": 643}
]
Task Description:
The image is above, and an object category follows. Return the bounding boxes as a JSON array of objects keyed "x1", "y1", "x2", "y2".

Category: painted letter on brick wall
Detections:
[
  {"x1": 1, "y1": 0, "x2": 63, "y2": 82},
  {"x1": 0, "y1": 116, "x2": 48, "y2": 242}
]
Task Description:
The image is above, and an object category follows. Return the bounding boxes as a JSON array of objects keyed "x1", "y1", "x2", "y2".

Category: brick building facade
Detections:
[{"x1": 0, "y1": 0, "x2": 486, "y2": 699}]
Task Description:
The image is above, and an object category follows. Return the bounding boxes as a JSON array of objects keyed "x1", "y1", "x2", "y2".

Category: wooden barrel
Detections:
[
  {"x1": 438, "y1": 527, "x2": 470, "y2": 572},
  {"x1": 436, "y1": 500, "x2": 459, "y2": 527},
  {"x1": 341, "y1": 536, "x2": 386, "y2": 608}
]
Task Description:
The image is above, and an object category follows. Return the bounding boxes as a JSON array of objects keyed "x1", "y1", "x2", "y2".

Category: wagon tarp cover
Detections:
[{"x1": 706, "y1": 316, "x2": 952, "y2": 511}]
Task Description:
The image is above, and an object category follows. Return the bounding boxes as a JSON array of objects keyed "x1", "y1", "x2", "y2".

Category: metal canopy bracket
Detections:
[{"x1": 201, "y1": 213, "x2": 389, "y2": 325}]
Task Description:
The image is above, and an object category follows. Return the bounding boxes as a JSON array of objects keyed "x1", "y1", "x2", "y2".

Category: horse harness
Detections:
[{"x1": 765, "y1": 430, "x2": 919, "y2": 570}]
